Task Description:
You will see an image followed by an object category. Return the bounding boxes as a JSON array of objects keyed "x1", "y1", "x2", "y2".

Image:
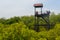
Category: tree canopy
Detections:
[{"x1": 0, "y1": 13, "x2": 60, "y2": 40}]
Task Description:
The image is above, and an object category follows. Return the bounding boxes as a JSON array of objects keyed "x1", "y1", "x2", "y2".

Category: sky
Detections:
[{"x1": 0, "y1": 0, "x2": 60, "y2": 18}]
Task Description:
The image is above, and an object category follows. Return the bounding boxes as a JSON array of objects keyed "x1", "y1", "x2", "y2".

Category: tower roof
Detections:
[{"x1": 34, "y1": 3, "x2": 43, "y2": 8}]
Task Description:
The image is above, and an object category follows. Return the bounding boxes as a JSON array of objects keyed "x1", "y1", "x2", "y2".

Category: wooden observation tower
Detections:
[{"x1": 34, "y1": 3, "x2": 51, "y2": 32}]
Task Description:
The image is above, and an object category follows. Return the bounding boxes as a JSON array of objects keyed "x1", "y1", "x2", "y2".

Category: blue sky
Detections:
[{"x1": 0, "y1": 0, "x2": 60, "y2": 18}]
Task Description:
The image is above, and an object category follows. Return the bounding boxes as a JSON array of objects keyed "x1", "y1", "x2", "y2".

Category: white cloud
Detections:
[{"x1": 0, "y1": 0, "x2": 60, "y2": 18}]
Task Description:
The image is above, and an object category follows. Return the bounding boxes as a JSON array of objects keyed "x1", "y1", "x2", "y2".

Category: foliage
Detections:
[{"x1": 0, "y1": 13, "x2": 60, "y2": 40}]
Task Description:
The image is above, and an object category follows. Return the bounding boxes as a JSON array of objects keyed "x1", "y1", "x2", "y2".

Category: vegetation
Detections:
[{"x1": 0, "y1": 13, "x2": 60, "y2": 40}]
